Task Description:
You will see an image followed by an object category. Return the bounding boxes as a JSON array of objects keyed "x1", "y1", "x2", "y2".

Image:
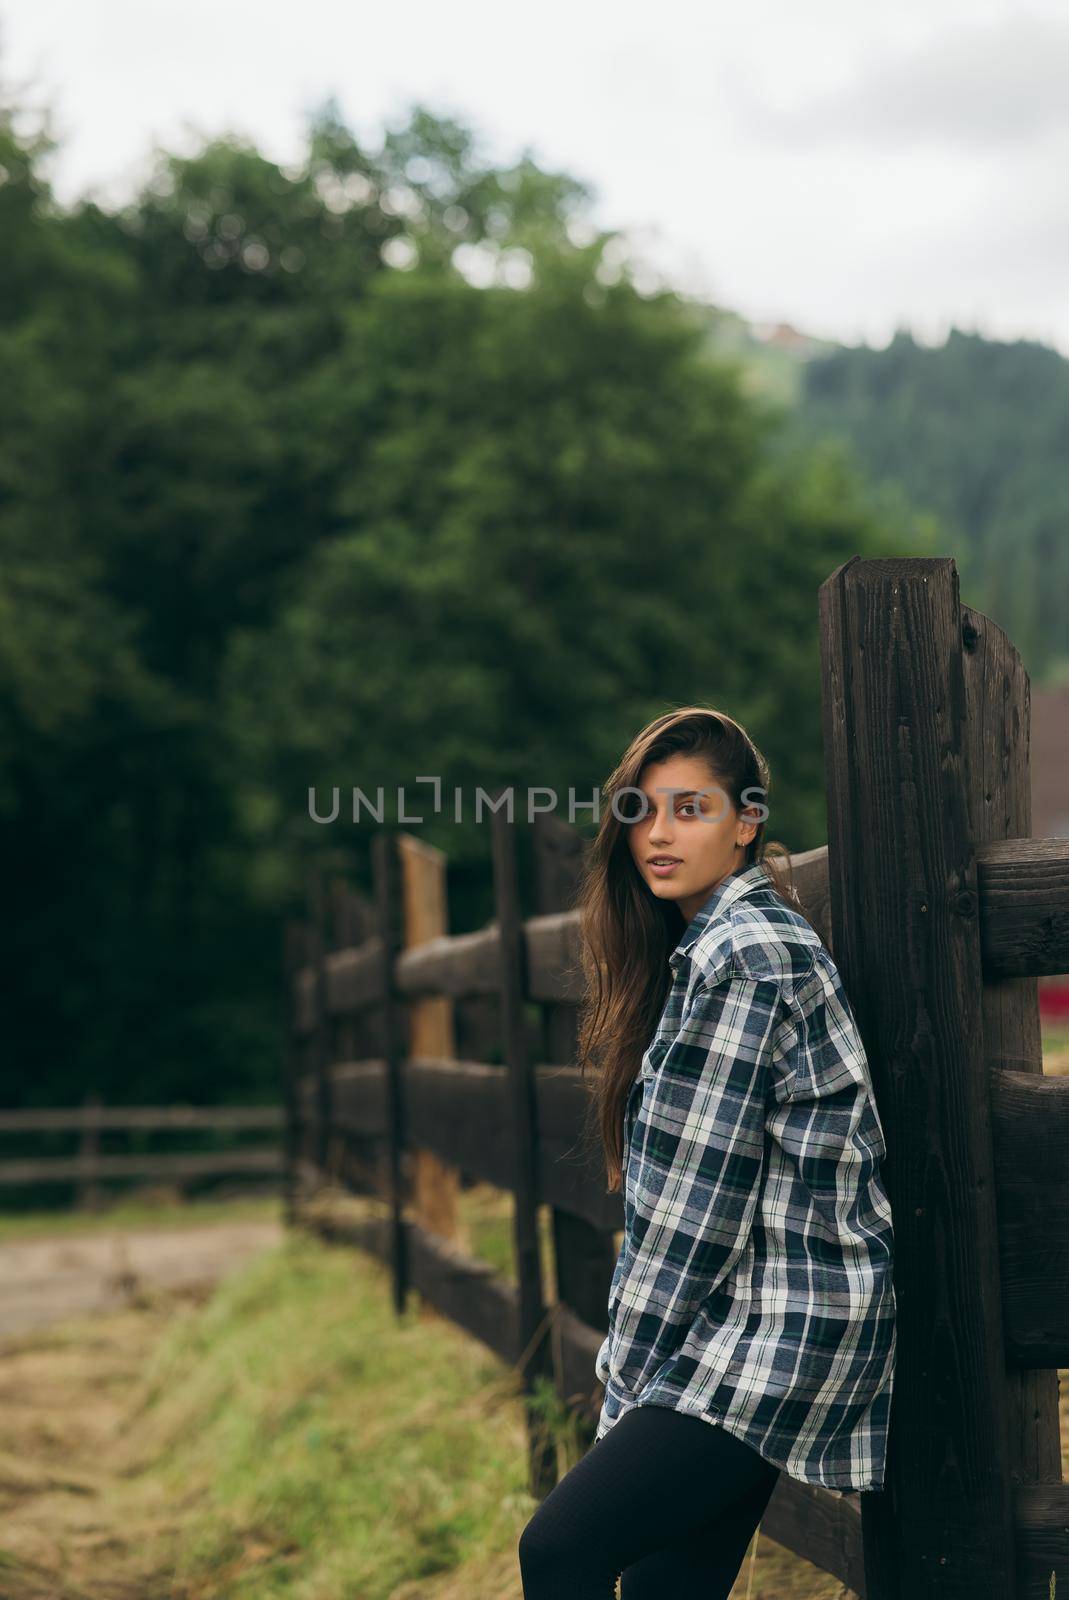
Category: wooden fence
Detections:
[
  {"x1": 0, "y1": 1099, "x2": 284, "y2": 1206},
  {"x1": 283, "y1": 557, "x2": 1069, "y2": 1600}
]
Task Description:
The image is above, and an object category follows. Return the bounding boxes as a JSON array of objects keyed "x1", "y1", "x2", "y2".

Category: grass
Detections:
[
  {"x1": 0, "y1": 1208, "x2": 534, "y2": 1599},
  {"x1": 0, "y1": 1188, "x2": 873, "y2": 1599},
  {"x1": 132, "y1": 1226, "x2": 535, "y2": 1598},
  {"x1": 1043, "y1": 1019, "x2": 1069, "y2": 1076}
]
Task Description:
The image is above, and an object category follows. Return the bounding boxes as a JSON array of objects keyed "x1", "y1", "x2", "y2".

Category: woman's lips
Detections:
[{"x1": 649, "y1": 860, "x2": 682, "y2": 877}]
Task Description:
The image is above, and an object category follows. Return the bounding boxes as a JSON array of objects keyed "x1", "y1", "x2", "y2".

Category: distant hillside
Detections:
[
  {"x1": 696, "y1": 307, "x2": 839, "y2": 408},
  {"x1": 700, "y1": 314, "x2": 1069, "y2": 687}
]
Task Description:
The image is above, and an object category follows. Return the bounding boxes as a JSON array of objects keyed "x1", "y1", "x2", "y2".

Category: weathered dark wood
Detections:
[
  {"x1": 961, "y1": 605, "x2": 1064, "y2": 1504},
  {"x1": 331, "y1": 893, "x2": 357, "y2": 1096},
  {"x1": 333, "y1": 1137, "x2": 389, "y2": 1201},
  {"x1": 324, "y1": 938, "x2": 384, "y2": 1018},
  {"x1": 310, "y1": 1057, "x2": 620, "y2": 1228},
  {"x1": 762, "y1": 1483, "x2": 865, "y2": 1596},
  {"x1": 523, "y1": 911, "x2": 585, "y2": 1003},
  {"x1": 372, "y1": 829, "x2": 409, "y2": 1318},
  {"x1": 976, "y1": 836, "x2": 1069, "y2": 979},
  {"x1": 534, "y1": 1129, "x2": 621, "y2": 1232},
  {"x1": 306, "y1": 868, "x2": 332, "y2": 1176},
  {"x1": 542, "y1": 1003, "x2": 578, "y2": 1081},
  {"x1": 453, "y1": 992, "x2": 503, "y2": 1072},
  {"x1": 292, "y1": 847, "x2": 833, "y2": 1018},
  {"x1": 293, "y1": 839, "x2": 1069, "y2": 1025},
  {"x1": 991, "y1": 1069, "x2": 1069, "y2": 1368},
  {"x1": 292, "y1": 1052, "x2": 319, "y2": 1178},
  {"x1": 548, "y1": 1210, "x2": 610, "y2": 1331},
  {"x1": 403, "y1": 1058, "x2": 512, "y2": 1182},
  {"x1": 75, "y1": 1091, "x2": 104, "y2": 1210},
  {"x1": 328, "y1": 1060, "x2": 391, "y2": 1137},
  {"x1": 491, "y1": 792, "x2": 556, "y2": 1498},
  {"x1": 819, "y1": 555, "x2": 1017, "y2": 1599},
  {"x1": 1012, "y1": 1485, "x2": 1069, "y2": 1599},
  {"x1": 780, "y1": 843, "x2": 835, "y2": 953},
  {"x1": 281, "y1": 920, "x2": 306, "y2": 1225},
  {"x1": 405, "y1": 1222, "x2": 520, "y2": 1357},
  {"x1": 532, "y1": 813, "x2": 618, "y2": 1358},
  {"x1": 532, "y1": 810, "x2": 586, "y2": 916},
  {"x1": 551, "y1": 1299, "x2": 606, "y2": 1420},
  {"x1": 327, "y1": 886, "x2": 386, "y2": 1205},
  {"x1": 293, "y1": 963, "x2": 318, "y2": 1036},
  {"x1": 395, "y1": 925, "x2": 500, "y2": 999},
  {"x1": 331, "y1": 877, "x2": 375, "y2": 950}
]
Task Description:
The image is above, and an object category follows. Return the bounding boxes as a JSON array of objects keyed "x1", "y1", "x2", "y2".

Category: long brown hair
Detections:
[{"x1": 574, "y1": 706, "x2": 798, "y2": 1193}]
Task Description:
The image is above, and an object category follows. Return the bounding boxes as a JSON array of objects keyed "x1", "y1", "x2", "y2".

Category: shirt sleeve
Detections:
[
  {"x1": 604, "y1": 960, "x2": 788, "y2": 1399},
  {"x1": 765, "y1": 958, "x2": 894, "y2": 1246}
]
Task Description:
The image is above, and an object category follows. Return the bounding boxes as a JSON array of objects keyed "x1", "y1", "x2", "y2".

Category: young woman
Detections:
[{"x1": 518, "y1": 707, "x2": 896, "y2": 1600}]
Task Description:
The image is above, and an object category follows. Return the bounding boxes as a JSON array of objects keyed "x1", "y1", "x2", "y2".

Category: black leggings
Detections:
[{"x1": 518, "y1": 1403, "x2": 781, "y2": 1599}]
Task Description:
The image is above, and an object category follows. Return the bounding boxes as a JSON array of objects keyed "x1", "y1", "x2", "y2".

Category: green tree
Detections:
[{"x1": 0, "y1": 81, "x2": 923, "y2": 1124}]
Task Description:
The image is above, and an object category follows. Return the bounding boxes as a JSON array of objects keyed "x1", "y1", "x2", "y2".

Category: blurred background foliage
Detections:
[{"x1": 4, "y1": 68, "x2": 1062, "y2": 1110}]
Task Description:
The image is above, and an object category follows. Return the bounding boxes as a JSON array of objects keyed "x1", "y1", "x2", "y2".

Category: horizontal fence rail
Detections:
[
  {"x1": 292, "y1": 837, "x2": 1069, "y2": 1035},
  {"x1": 0, "y1": 1103, "x2": 284, "y2": 1193}
]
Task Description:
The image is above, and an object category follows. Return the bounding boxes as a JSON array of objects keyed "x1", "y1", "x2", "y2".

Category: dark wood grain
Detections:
[
  {"x1": 819, "y1": 557, "x2": 1018, "y2": 1599},
  {"x1": 491, "y1": 795, "x2": 556, "y2": 1497}
]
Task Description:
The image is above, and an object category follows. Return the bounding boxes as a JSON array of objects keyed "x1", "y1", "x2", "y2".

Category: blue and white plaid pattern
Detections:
[{"x1": 594, "y1": 861, "x2": 896, "y2": 1496}]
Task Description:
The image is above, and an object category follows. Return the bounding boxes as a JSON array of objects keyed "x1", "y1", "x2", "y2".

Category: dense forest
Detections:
[
  {"x1": 790, "y1": 328, "x2": 1069, "y2": 684},
  {"x1": 2, "y1": 72, "x2": 1039, "y2": 1113}
]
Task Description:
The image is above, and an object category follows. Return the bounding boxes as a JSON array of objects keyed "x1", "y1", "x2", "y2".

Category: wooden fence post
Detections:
[
  {"x1": 819, "y1": 555, "x2": 1017, "y2": 1598},
  {"x1": 339, "y1": 879, "x2": 391, "y2": 1200},
  {"x1": 372, "y1": 829, "x2": 410, "y2": 1318},
  {"x1": 490, "y1": 790, "x2": 556, "y2": 1499},
  {"x1": 77, "y1": 1090, "x2": 103, "y2": 1212},
  {"x1": 330, "y1": 875, "x2": 357, "y2": 1072},
  {"x1": 306, "y1": 866, "x2": 333, "y2": 1183},
  {"x1": 532, "y1": 815, "x2": 617, "y2": 1352},
  {"x1": 281, "y1": 920, "x2": 305, "y2": 1227},
  {"x1": 959, "y1": 599, "x2": 1062, "y2": 1510},
  {"x1": 399, "y1": 833, "x2": 460, "y2": 1242}
]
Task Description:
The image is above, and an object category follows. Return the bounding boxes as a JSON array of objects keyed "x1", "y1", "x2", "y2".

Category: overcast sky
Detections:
[{"x1": 3, "y1": 0, "x2": 1068, "y2": 355}]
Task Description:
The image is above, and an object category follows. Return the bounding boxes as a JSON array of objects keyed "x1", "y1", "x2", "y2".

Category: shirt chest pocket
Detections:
[
  {"x1": 638, "y1": 1036, "x2": 670, "y2": 1083},
  {"x1": 625, "y1": 1038, "x2": 669, "y2": 1147}
]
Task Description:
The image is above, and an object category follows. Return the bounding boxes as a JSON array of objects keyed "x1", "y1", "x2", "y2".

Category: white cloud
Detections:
[
  {"x1": 728, "y1": 13, "x2": 1069, "y2": 148},
  {"x1": 1, "y1": 0, "x2": 1067, "y2": 355}
]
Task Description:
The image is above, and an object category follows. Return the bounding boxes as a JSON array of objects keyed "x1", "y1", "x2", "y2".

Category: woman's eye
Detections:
[{"x1": 678, "y1": 801, "x2": 702, "y2": 817}]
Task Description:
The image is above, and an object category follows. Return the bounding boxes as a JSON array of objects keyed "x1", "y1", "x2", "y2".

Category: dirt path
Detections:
[
  {"x1": 0, "y1": 1219, "x2": 284, "y2": 1340},
  {"x1": 0, "y1": 1216, "x2": 285, "y2": 1599}
]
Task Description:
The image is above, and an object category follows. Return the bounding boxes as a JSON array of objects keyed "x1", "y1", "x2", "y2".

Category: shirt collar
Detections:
[{"x1": 669, "y1": 860, "x2": 773, "y2": 972}]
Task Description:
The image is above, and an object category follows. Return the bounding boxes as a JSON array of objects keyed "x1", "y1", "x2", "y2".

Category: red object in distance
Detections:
[{"x1": 1039, "y1": 975, "x2": 1069, "y2": 1020}]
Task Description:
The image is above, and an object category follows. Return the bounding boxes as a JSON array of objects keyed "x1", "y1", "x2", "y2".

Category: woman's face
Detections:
[{"x1": 626, "y1": 754, "x2": 759, "y2": 925}]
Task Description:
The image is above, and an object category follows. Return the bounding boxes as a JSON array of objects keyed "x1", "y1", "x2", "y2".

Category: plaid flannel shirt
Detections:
[{"x1": 594, "y1": 860, "x2": 897, "y2": 1496}]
